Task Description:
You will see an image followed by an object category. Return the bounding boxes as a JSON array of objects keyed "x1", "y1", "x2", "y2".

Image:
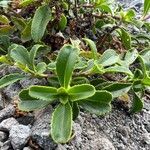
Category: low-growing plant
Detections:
[{"x1": 0, "y1": 0, "x2": 149, "y2": 144}]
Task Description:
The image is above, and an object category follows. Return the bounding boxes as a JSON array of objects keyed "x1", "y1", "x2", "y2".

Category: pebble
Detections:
[
  {"x1": 0, "y1": 131, "x2": 7, "y2": 142},
  {"x1": 0, "y1": 104, "x2": 15, "y2": 122},
  {"x1": 0, "y1": 117, "x2": 19, "y2": 132},
  {"x1": 9, "y1": 125, "x2": 31, "y2": 150}
]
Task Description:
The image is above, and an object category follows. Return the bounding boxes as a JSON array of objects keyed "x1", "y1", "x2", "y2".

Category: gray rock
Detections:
[
  {"x1": 142, "y1": 133, "x2": 150, "y2": 145},
  {"x1": 20, "y1": 78, "x2": 47, "y2": 89},
  {"x1": 0, "y1": 140, "x2": 12, "y2": 150},
  {"x1": 3, "y1": 83, "x2": 21, "y2": 102},
  {"x1": 0, "y1": 117, "x2": 19, "y2": 132},
  {"x1": 23, "y1": 146, "x2": 33, "y2": 150},
  {"x1": 31, "y1": 106, "x2": 56, "y2": 150},
  {"x1": 9, "y1": 125, "x2": 31, "y2": 150},
  {"x1": 0, "y1": 104, "x2": 15, "y2": 122},
  {"x1": 93, "y1": 137, "x2": 115, "y2": 150},
  {"x1": 0, "y1": 131, "x2": 7, "y2": 142}
]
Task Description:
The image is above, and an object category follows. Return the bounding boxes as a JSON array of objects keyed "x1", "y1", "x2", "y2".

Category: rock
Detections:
[
  {"x1": 142, "y1": 133, "x2": 150, "y2": 145},
  {"x1": 0, "y1": 117, "x2": 19, "y2": 132},
  {"x1": 20, "y1": 78, "x2": 47, "y2": 89},
  {"x1": 0, "y1": 131, "x2": 7, "y2": 142},
  {"x1": 0, "y1": 140, "x2": 12, "y2": 150},
  {"x1": 0, "y1": 104, "x2": 15, "y2": 122},
  {"x1": 93, "y1": 137, "x2": 115, "y2": 150},
  {"x1": 17, "y1": 113, "x2": 35, "y2": 125},
  {"x1": 9, "y1": 125, "x2": 31, "y2": 150},
  {"x1": 31, "y1": 106, "x2": 56, "y2": 150},
  {"x1": 3, "y1": 83, "x2": 21, "y2": 102},
  {"x1": 23, "y1": 146, "x2": 33, "y2": 150}
]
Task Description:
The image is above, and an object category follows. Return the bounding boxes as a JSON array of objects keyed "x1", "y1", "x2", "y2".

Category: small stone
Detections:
[
  {"x1": 0, "y1": 104, "x2": 15, "y2": 122},
  {"x1": 9, "y1": 125, "x2": 31, "y2": 150},
  {"x1": 142, "y1": 133, "x2": 150, "y2": 145},
  {"x1": 0, "y1": 117, "x2": 19, "y2": 132},
  {"x1": 3, "y1": 83, "x2": 21, "y2": 102},
  {"x1": 0, "y1": 140, "x2": 12, "y2": 150},
  {"x1": 0, "y1": 131, "x2": 7, "y2": 142},
  {"x1": 31, "y1": 106, "x2": 56, "y2": 150},
  {"x1": 23, "y1": 146, "x2": 33, "y2": 150}
]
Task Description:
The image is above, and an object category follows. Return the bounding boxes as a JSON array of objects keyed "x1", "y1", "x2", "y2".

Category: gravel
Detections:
[
  {"x1": 0, "y1": 117, "x2": 19, "y2": 132},
  {"x1": 9, "y1": 125, "x2": 31, "y2": 150},
  {"x1": 0, "y1": 104, "x2": 15, "y2": 122}
]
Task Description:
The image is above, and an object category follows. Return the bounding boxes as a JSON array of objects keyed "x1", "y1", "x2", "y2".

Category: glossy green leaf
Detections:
[
  {"x1": 0, "y1": 73, "x2": 25, "y2": 88},
  {"x1": 130, "y1": 92, "x2": 143, "y2": 113},
  {"x1": 80, "y1": 91, "x2": 112, "y2": 115},
  {"x1": 51, "y1": 102, "x2": 72, "y2": 143},
  {"x1": 144, "y1": 0, "x2": 150, "y2": 16},
  {"x1": 56, "y1": 45, "x2": 78, "y2": 89},
  {"x1": 29, "y1": 86, "x2": 58, "y2": 101},
  {"x1": 98, "y1": 49, "x2": 119, "y2": 67},
  {"x1": 31, "y1": 5, "x2": 51, "y2": 42},
  {"x1": 103, "y1": 83, "x2": 132, "y2": 98},
  {"x1": 83, "y1": 38, "x2": 98, "y2": 60},
  {"x1": 58, "y1": 14, "x2": 67, "y2": 31},
  {"x1": 18, "y1": 89, "x2": 50, "y2": 111},
  {"x1": 68, "y1": 84, "x2": 95, "y2": 101}
]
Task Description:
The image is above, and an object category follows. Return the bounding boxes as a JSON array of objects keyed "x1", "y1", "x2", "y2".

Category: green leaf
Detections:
[
  {"x1": 68, "y1": 84, "x2": 95, "y2": 101},
  {"x1": 98, "y1": 49, "x2": 119, "y2": 67},
  {"x1": 105, "y1": 65, "x2": 133, "y2": 76},
  {"x1": 11, "y1": 17, "x2": 26, "y2": 31},
  {"x1": 120, "y1": 28, "x2": 131, "y2": 50},
  {"x1": 36, "y1": 62, "x2": 47, "y2": 74},
  {"x1": 120, "y1": 49, "x2": 138, "y2": 66},
  {"x1": 0, "y1": 15, "x2": 9, "y2": 24},
  {"x1": 56, "y1": 45, "x2": 78, "y2": 89},
  {"x1": 29, "y1": 44, "x2": 43, "y2": 70},
  {"x1": 130, "y1": 92, "x2": 143, "y2": 113},
  {"x1": 80, "y1": 91, "x2": 112, "y2": 115},
  {"x1": 103, "y1": 83, "x2": 132, "y2": 98},
  {"x1": 51, "y1": 102, "x2": 72, "y2": 143},
  {"x1": 29, "y1": 86, "x2": 58, "y2": 101},
  {"x1": 144, "y1": 0, "x2": 150, "y2": 16},
  {"x1": 71, "y1": 77, "x2": 89, "y2": 86},
  {"x1": 19, "y1": 0, "x2": 35, "y2": 7},
  {"x1": 97, "y1": 4, "x2": 113, "y2": 15},
  {"x1": 58, "y1": 14, "x2": 67, "y2": 31},
  {"x1": 0, "y1": 73, "x2": 25, "y2": 88},
  {"x1": 21, "y1": 20, "x2": 32, "y2": 42},
  {"x1": 83, "y1": 38, "x2": 98, "y2": 60},
  {"x1": 10, "y1": 44, "x2": 31, "y2": 68},
  {"x1": 48, "y1": 76, "x2": 60, "y2": 88},
  {"x1": 142, "y1": 75, "x2": 150, "y2": 86},
  {"x1": 124, "y1": 9, "x2": 135, "y2": 22},
  {"x1": 18, "y1": 89, "x2": 50, "y2": 111},
  {"x1": 31, "y1": 5, "x2": 51, "y2": 42}
]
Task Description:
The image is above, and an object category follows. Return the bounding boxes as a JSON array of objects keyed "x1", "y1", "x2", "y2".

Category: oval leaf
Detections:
[
  {"x1": 51, "y1": 102, "x2": 72, "y2": 143},
  {"x1": 18, "y1": 89, "x2": 50, "y2": 111},
  {"x1": 68, "y1": 84, "x2": 95, "y2": 101},
  {"x1": 56, "y1": 45, "x2": 78, "y2": 89},
  {"x1": 31, "y1": 5, "x2": 51, "y2": 42},
  {"x1": 29, "y1": 86, "x2": 58, "y2": 101},
  {"x1": 0, "y1": 73, "x2": 25, "y2": 88}
]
